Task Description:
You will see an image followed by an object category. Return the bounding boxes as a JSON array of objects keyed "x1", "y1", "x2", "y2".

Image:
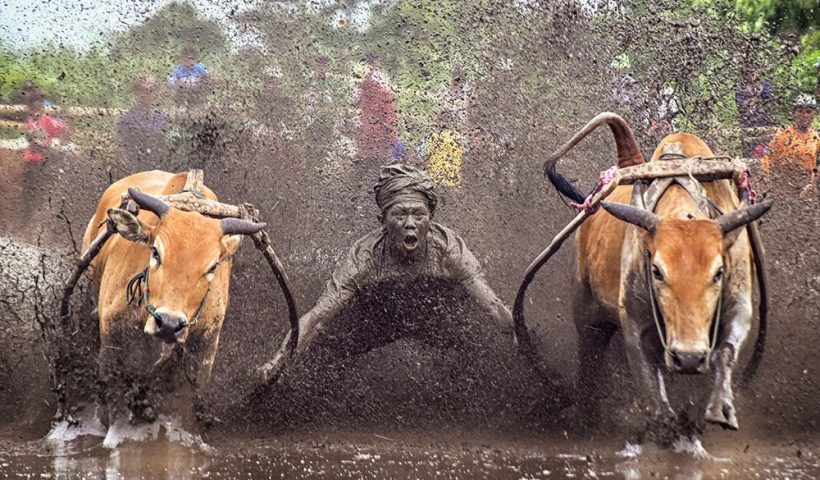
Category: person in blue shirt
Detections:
[{"x1": 168, "y1": 47, "x2": 209, "y2": 90}]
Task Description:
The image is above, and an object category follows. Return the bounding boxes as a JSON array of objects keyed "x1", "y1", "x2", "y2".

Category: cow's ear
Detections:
[
  {"x1": 107, "y1": 208, "x2": 150, "y2": 244},
  {"x1": 220, "y1": 235, "x2": 242, "y2": 261}
]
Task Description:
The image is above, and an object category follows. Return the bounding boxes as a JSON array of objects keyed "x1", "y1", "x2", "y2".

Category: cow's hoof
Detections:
[{"x1": 705, "y1": 397, "x2": 738, "y2": 431}]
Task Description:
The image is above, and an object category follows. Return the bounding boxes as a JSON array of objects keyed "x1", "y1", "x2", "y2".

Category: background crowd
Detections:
[{"x1": 1, "y1": 0, "x2": 819, "y2": 240}]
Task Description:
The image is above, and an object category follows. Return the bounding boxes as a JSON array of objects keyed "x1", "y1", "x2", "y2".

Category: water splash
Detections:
[
  {"x1": 616, "y1": 442, "x2": 643, "y2": 459},
  {"x1": 101, "y1": 415, "x2": 212, "y2": 452},
  {"x1": 45, "y1": 403, "x2": 107, "y2": 443}
]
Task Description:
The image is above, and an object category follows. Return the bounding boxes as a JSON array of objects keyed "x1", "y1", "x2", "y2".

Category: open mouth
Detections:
[{"x1": 403, "y1": 233, "x2": 418, "y2": 249}]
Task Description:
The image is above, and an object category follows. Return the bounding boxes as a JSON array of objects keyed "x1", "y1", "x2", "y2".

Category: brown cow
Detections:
[
  {"x1": 544, "y1": 114, "x2": 771, "y2": 436},
  {"x1": 82, "y1": 170, "x2": 264, "y2": 443}
]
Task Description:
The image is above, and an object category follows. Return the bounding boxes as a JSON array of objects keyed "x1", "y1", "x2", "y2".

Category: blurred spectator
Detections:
[
  {"x1": 437, "y1": 66, "x2": 472, "y2": 126},
  {"x1": 167, "y1": 46, "x2": 224, "y2": 172},
  {"x1": 762, "y1": 94, "x2": 819, "y2": 198},
  {"x1": 168, "y1": 46, "x2": 211, "y2": 111},
  {"x1": 169, "y1": 46, "x2": 210, "y2": 90},
  {"x1": 353, "y1": 54, "x2": 398, "y2": 180},
  {"x1": 614, "y1": 70, "x2": 639, "y2": 110},
  {"x1": 648, "y1": 85, "x2": 681, "y2": 139},
  {"x1": 390, "y1": 138, "x2": 408, "y2": 163},
  {"x1": 735, "y1": 66, "x2": 775, "y2": 157},
  {"x1": 19, "y1": 83, "x2": 68, "y2": 163},
  {"x1": 427, "y1": 129, "x2": 464, "y2": 187},
  {"x1": 117, "y1": 74, "x2": 168, "y2": 173},
  {"x1": 6, "y1": 82, "x2": 70, "y2": 237}
]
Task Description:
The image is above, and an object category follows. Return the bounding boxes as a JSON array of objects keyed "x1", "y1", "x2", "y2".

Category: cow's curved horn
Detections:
[
  {"x1": 715, "y1": 200, "x2": 773, "y2": 234},
  {"x1": 543, "y1": 113, "x2": 645, "y2": 203},
  {"x1": 220, "y1": 218, "x2": 267, "y2": 236},
  {"x1": 128, "y1": 188, "x2": 170, "y2": 219},
  {"x1": 601, "y1": 201, "x2": 660, "y2": 233}
]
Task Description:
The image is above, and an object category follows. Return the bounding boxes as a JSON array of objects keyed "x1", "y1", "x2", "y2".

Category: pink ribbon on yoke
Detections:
[
  {"x1": 738, "y1": 168, "x2": 757, "y2": 205},
  {"x1": 570, "y1": 166, "x2": 618, "y2": 213}
]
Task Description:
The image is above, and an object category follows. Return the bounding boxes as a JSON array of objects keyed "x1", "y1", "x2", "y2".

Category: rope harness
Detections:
[
  {"x1": 644, "y1": 250, "x2": 723, "y2": 360},
  {"x1": 126, "y1": 267, "x2": 211, "y2": 330},
  {"x1": 635, "y1": 152, "x2": 730, "y2": 361}
]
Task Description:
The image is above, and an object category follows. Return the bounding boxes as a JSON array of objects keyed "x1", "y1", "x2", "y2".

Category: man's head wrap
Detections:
[{"x1": 374, "y1": 164, "x2": 438, "y2": 216}]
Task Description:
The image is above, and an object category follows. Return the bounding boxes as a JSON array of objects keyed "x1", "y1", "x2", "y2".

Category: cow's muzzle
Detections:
[
  {"x1": 145, "y1": 311, "x2": 187, "y2": 344},
  {"x1": 670, "y1": 349, "x2": 708, "y2": 374}
]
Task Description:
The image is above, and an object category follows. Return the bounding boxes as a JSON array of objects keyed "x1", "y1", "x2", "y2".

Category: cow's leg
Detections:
[
  {"x1": 573, "y1": 286, "x2": 618, "y2": 426},
  {"x1": 704, "y1": 298, "x2": 751, "y2": 430},
  {"x1": 178, "y1": 330, "x2": 222, "y2": 428},
  {"x1": 577, "y1": 321, "x2": 618, "y2": 426},
  {"x1": 621, "y1": 319, "x2": 676, "y2": 427}
]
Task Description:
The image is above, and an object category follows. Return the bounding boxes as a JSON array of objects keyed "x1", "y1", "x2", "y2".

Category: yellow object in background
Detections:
[{"x1": 428, "y1": 129, "x2": 463, "y2": 187}]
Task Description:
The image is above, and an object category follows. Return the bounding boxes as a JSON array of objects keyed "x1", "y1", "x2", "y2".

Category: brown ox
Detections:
[
  {"x1": 82, "y1": 170, "x2": 264, "y2": 436},
  {"x1": 544, "y1": 114, "x2": 771, "y2": 434}
]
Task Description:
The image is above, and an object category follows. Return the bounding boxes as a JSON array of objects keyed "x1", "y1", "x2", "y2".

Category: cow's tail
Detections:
[
  {"x1": 543, "y1": 112, "x2": 645, "y2": 203},
  {"x1": 742, "y1": 220, "x2": 768, "y2": 385}
]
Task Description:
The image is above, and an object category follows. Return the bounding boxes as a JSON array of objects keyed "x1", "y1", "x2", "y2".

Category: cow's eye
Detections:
[
  {"x1": 150, "y1": 246, "x2": 161, "y2": 267},
  {"x1": 713, "y1": 266, "x2": 725, "y2": 283},
  {"x1": 206, "y1": 262, "x2": 219, "y2": 277},
  {"x1": 651, "y1": 264, "x2": 664, "y2": 281}
]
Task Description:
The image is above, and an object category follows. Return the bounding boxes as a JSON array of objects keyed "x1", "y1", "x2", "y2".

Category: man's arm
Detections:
[
  {"x1": 444, "y1": 232, "x2": 516, "y2": 342},
  {"x1": 461, "y1": 274, "x2": 516, "y2": 341},
  {"x1": 257, "y1": 241, "x2": 370, "y2": 385}
]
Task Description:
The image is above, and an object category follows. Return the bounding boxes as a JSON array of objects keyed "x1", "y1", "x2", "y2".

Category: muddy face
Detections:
[
  {"x1": 383, "y1": 200, "x2": 431, "y2": 258},
  {"x1": 794, "y1": 106, "x2": 816, "y2": 132}
]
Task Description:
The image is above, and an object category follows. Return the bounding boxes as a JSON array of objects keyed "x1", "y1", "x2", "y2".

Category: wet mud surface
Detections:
[{"x1": 1, "y1": 430, "x2": 818, "y2": 479}]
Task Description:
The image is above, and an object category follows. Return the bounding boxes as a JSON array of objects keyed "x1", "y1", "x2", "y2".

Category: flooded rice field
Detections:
[{"x1": 2, "y1": 431, "x2": 818, "y2": 479}]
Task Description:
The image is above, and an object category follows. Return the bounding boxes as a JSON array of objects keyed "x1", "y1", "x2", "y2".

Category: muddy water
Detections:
[{"x1": 1, "y1": 432, "x2": 818, "y2": 479}]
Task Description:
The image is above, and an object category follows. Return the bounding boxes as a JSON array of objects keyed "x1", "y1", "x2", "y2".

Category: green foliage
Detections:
[
  {"x1": 793, "y1": 29, "x2": 820, "y2": 92},
  {"x1": 734, "y1": 0, "x2": 820, "y2": 35},
  {"x1": 1, "y1": 1, "x2": 228, "y2": 108}
]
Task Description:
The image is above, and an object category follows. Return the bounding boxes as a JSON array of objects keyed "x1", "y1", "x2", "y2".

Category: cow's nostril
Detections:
[
  {"x1": 155, "y1": 316, "x2": 163, "y2": 328},
  {"x1": 671, "y1": 351, "x2": 708, "y2": 373}
]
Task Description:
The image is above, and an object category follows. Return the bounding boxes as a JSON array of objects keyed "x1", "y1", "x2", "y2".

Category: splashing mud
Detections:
[{"x1": 2, "y1": 0, "x2": 819, "y2": 478}]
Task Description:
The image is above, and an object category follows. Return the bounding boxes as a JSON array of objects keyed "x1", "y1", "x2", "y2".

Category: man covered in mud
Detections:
[{"x1": 258, "y1": 164, "x2": 521, "y2": 385}]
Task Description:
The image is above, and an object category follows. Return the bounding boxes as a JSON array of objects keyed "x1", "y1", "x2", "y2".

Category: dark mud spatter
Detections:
[{"x1": 0, "y1": 3, "x2": 817, "y2": 477}]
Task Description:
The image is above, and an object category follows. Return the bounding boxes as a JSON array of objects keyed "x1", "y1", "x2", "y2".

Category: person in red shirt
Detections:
[
  {"x1": 15, "y1": 83, "x2": 70, "y2": 237},
  {"x1": 20, "y1": 84, "x2": 68, "y2": 163},
  {"x1": 352, "y1": 54, "x2": 399, "y2": 189}
]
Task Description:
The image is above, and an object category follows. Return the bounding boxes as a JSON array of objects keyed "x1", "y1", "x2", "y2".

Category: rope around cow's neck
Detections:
[{"x1": 126, "y1": 267, "x2": 210, "y2": 328}]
